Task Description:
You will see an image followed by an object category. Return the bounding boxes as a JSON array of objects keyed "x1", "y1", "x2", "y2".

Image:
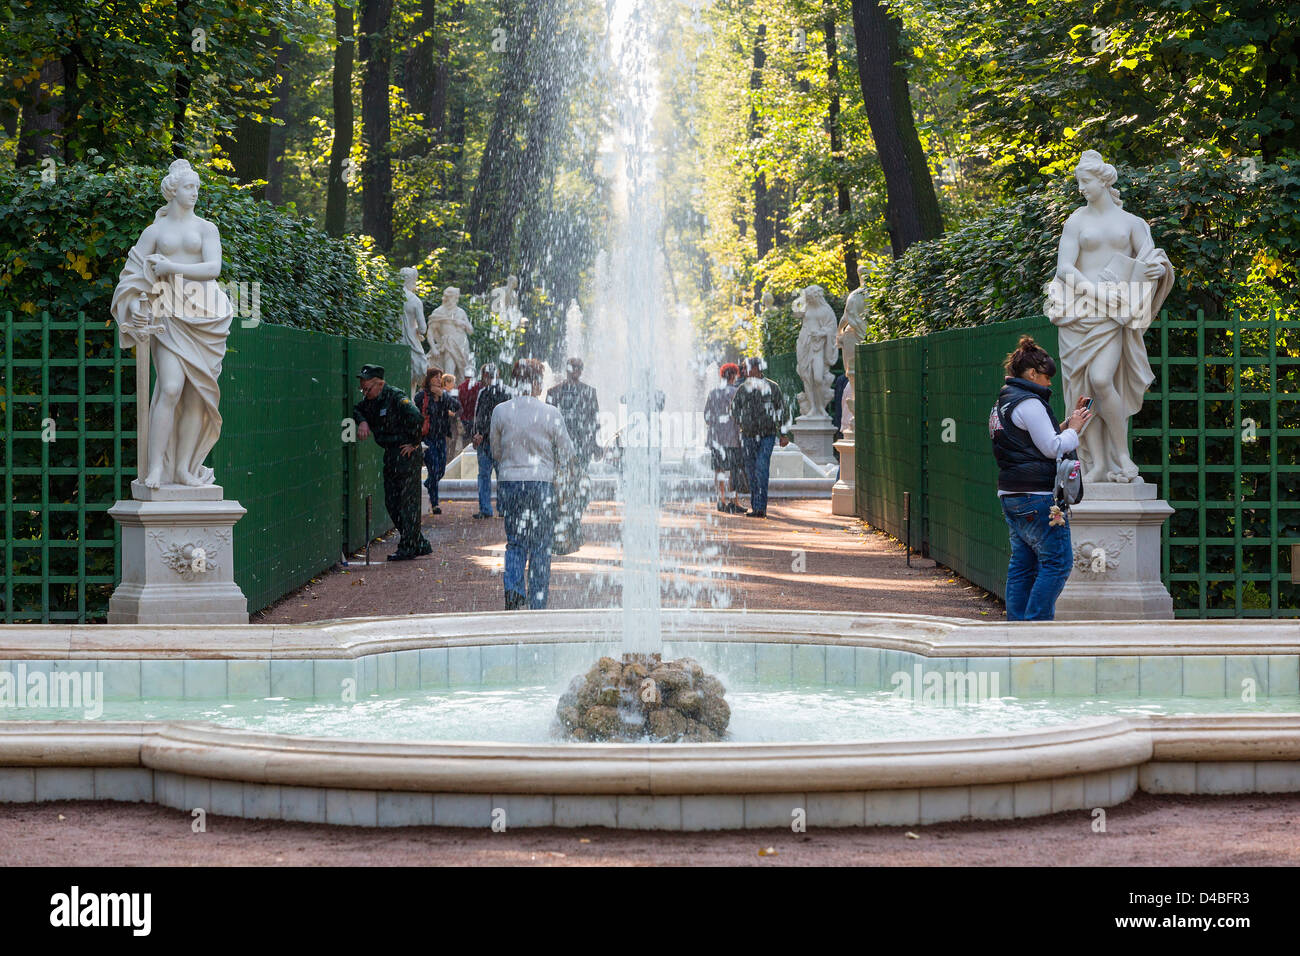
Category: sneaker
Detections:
[
  {"x1": 726, "y1": 502, "x2": 744, "y2": 514},
  {"x1": 472, "y1": 512, "x2": 490, "y2": 519},
  {"x1": 745, "y1": 510, "x2": 767, "y2": 518},
  {"x1": 387, "y1": 552, "x2": 414, "y2": 562},
  {"x1": 716, "y1": 501, "x2": 727, "y2": 513},
  {"x1": 431, "y1": 506, "x2": 442, "y2": 515}
]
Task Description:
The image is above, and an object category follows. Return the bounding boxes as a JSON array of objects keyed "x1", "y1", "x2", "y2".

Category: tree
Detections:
[
  {"x1": 824, "y1": 2, "x2": 858, "y2": 288},
  {"x1": 359, "y1": 0, "x2": 394, "y2": 250},
  {"x1": 326, "y1": 2, "x2": 356, "y2": 237},
  {"x1": 849, "y1": 0, "x2": 942, "y2": 257}
]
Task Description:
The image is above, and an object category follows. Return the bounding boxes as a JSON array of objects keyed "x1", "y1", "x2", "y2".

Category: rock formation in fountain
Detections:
[{"x1": 556, "y1": 656, "x2": 731, "y2": 742}]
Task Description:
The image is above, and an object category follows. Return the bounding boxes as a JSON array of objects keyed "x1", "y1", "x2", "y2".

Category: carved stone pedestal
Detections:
[
  {"x1": 107, "y1": 484, "x2": 249, "y2": 624},
  {"x1": 789, "y1": 414, "x2": 837, "y2": 466},
  {"x1": 831, "y1": 436, "x2": 856, "y2": 515},
  {"x1": 1054, "y1": 481, "x2": 1174, "y2": 621}
]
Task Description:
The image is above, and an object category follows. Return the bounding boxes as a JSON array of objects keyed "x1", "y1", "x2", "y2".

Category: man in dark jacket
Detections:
[
  {"x1": 470, "y1": 363, "x2": 511, "y2": 518},
  {"x1": 730, "y1": 357, "x2": 790, "y2": 518},
  {"x1": 352, "y1": 364, "x2": 431, "y2": 560},
  {"x1": 546, "y1": 357, "x2": 601, "y2": 467}
]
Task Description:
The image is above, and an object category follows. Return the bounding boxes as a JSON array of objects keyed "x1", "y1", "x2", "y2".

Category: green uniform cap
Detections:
[{"x1": 357, "y1": 364, "x2": 385, "y2": 381}]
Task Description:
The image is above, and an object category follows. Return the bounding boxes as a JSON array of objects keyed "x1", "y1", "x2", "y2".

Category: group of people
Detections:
[
  {"x1": 704, "y1": 357, "x2": 792, "y2": 518},
  {"x1": 349, "y1": 356, "x2": 601, "y2": 611}
]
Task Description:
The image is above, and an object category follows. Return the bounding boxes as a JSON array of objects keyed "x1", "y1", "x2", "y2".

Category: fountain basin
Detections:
[{"x1": 1, "y1": 610, "x2": 1298, "y2": 828}]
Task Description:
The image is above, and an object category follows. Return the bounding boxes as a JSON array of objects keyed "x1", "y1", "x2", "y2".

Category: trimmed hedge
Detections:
[
  {"x1": 863, "y1": 153, "x2": 1300, "y2": 340},
  {"x1": 0, "y1": 158, "x2": 403, "y2": 340}
]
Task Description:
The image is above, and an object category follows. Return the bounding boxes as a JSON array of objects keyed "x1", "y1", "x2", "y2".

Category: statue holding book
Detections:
[{"x1": 1045, "y1": 150, "x2": 1175, "y2": 484}]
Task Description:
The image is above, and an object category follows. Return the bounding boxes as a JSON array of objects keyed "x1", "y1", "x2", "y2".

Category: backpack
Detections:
[{"x1": 1054, "y1": 455, "x2": 1084, "y2": 511}]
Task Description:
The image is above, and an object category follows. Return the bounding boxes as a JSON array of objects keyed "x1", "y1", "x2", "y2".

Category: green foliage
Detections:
[
  {"x1": 863, "y1": 153, "x2": 1300, "y2": 340},
  {"x1": 0, "y1": 0, "x2": 314, "y2": 166},
  {"x1": 0, "y1": 160, "x2": 403, "y2": 339}
]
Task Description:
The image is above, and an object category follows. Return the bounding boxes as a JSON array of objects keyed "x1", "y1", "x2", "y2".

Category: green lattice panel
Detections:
[
  {"x1": 854, "y1": 337, "x2": 925, "y2": 543},
  {"x1": 925, "y1": 318, "x2": 1065, "y2": 598}
]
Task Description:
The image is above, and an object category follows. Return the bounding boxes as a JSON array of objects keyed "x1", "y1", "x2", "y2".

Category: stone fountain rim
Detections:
[{"x1": 2, "y1": 608, "x2": 1297, "y2": 660}]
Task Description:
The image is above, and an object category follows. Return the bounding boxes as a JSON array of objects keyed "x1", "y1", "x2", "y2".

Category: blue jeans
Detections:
[
  {"x1": 499, "y1": 480, "x2": 556, "y2": 609},
  {"x1": 1002, "y1": 494, "x2": 1073, "y2": 621},
  {"x1": 423, "y1": 437, "x2": 446, "y2": 509},
  {"x1": 741, "y1": 434, "x2": 776, "y2": 513},
  {"x1": 476, "y1": 443, "x2": 498, "y2": 515}
]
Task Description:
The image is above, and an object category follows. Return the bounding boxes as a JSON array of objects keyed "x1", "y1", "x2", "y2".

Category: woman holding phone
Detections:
[{"x1": 988, "y1": 336, "x2": 1092, "y2": 621}]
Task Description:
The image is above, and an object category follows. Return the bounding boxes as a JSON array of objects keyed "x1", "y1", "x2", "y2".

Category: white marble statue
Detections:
[
  {"x1": 400, "y1": 267, "x2": 428, "y2": 392},
  {"x1": 112, "y1": 159, "x2": 232, "y2": 490},
  {"x1": 836, "y1": 284, "x2": 868, "y2": 433},
  {"x1": 490, "y1": 274, "x2": 523, "y2": 328},
  {"x1": 1045, "y1": 149, "x2": 1175, "y2": 483},
  {"x1": 794, "y1": 284, "x2": 838, "y2": 419},
  {"x1": 426, "y1": 286, "x2": 473, "y2": 380}
]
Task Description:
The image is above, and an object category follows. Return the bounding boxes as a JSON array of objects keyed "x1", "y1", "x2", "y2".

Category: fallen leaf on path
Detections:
[
  {"x1": 758, "y1": 846, "x2": 778, "y2": 856},
  {"x1": 905, "y1": 832, "x2": 920, "y2": 839},
  {"x1": 57, "y1": 814, "x2": 65, "y2": 821}
]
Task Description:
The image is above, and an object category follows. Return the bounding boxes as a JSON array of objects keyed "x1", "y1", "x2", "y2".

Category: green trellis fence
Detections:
[
  {"x1": 853, "y1": 310, "x2": 1299, "y2": 618},
  {"x1": 1, "y1": 309, "x2": 406, "y2": 622}
]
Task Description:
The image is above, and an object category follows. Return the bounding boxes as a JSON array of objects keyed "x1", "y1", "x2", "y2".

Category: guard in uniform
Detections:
[{"x1": 352, "y1": 364, "x2": 432, "y2": 561}]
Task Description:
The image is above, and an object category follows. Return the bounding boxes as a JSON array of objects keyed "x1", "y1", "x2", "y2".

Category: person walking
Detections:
[
  {"x1": 352, "y1": 364, "x2": 432, "y2": 561},
  {"x1": 471, "y1": 363, "x2": 511, "y2": 518},
  {"x1": 731, "y1": 357, "x2": 789, "y2": 518},
  {"x1": 704, "y1": 362, "x2": 744, "y2": 513},
  {"x1": 989, "y1": 335, "x2": 1092, "y2": 621},
  {"x1": 490, "y1": 358, "x2": 576, "y2": 609},
  {"x1": 546, "y1": 357, "x2": 601, "y2": 466},
  {"x1": 413, "y1": 367, "x2": 460, "y2": 516},
  {"x1": 457, "y1": 368, "x2": 481, "y2": 461}
]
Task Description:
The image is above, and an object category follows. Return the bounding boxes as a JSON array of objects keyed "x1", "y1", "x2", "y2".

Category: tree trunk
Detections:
[
  {"x1": 265, "y1": 43, "x2": 294, "y2": 205},
  {"x1": 825, "y1": 7, "x2": 859, "y2": 289},
  {"x1": 227, "y1": 114, "x2": 271, "y2": 197},
  {"x1": 16, "y1": 58, "x2": 65, "y2": 166},
  {"x1": 849, "y1": 0, "x2": 943, "y2": 257},
  {"x1": 172, "y1": 0, "x2": 193, "y2": 158},
  {"x1": 467, "y1": 0, "x2": 540, "y2": 290},
  {"x1": 403, "y1": 0, "x2": 445, "y2": 150},
  {"x1": 750, "y1": 24, "x2": 775, "y2": 265},
  {"x1": 359, "y1": 0, "x2": 394, "y2": 251},
  {"x1": 325, "y1": 2, "x2": 355, "y2": 237}
]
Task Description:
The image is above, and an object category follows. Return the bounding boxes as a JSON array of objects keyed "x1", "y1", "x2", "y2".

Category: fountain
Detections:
[{"x1": 1, "y1": 0, "x2": 1298, "y2": 831}]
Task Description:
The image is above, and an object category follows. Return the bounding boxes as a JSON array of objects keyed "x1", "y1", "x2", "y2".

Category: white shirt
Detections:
[{"x1": 996, "y1": 400, "x2": 1078, "y2": 496}]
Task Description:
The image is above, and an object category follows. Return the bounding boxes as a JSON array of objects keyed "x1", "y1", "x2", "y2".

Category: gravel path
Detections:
[
  {"x1": 252, "y1": 497, "x2": 1002, "y2": 622},
  {"x1": 2, "y1": 793, "x2": 1296, "y2": 866}
]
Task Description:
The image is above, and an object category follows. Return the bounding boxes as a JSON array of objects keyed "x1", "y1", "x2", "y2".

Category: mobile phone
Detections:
[{"x1": 1082, "y1": 398, "x2": 1094, "y2": 412}]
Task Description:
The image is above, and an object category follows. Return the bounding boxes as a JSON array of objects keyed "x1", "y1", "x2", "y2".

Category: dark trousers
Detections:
[
  {"x1": 423, "y1": 437, "x2": 447, "y2": 508},
  {"x1": 383, "y1": 445, "x2": 431, "y2": 556},
  {"x1": 741, "y1": 434, "x2": 776, "y2": 513}
]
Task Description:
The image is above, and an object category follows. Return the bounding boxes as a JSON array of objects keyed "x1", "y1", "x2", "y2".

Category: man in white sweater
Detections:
[{"x1": 490, "y1": 359, "x2": 576, "y2": 609}]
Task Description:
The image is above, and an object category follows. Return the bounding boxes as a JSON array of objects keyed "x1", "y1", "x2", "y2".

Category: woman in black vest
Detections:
[{"x1": 989, "y1": 336, "x2": 1091, "y2": 620}]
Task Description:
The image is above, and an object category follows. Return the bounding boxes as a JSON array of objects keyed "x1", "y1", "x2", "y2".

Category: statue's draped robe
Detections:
[
  {"x1": 796, "y1": 303, "x2": 839, "y2": 417},
  {"x1": 112, "y1": 245, "x2": 232, "y2": 483},
  {"x1": 1046, "y1": 218, "x2": 1174, "y2": 474},
  {"x1": 401, "y1": 293, "x2": 428, "y2": 387}
]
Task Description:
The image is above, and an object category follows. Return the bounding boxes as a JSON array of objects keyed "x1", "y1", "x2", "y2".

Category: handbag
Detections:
[{"x1": 420, "y1": 392, "x2": 431, "y2": 439}]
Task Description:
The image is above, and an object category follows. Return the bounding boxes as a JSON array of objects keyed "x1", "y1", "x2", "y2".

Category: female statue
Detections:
[
  {"x1": 112, "y1": 159, "x2": 233, "y2": 489},
  {"x1": 426, "y1": 286, "x2": 473, "y2": 381},
  {"x1": 1046, "y1": 150, "x2": 1175, "y2": 483},
  {"x1": 400, "y1": 267, "x2": 428, "y2": 393},
  {"x1": 794, "y1": 284, "x2": 838, "y2": 419}
]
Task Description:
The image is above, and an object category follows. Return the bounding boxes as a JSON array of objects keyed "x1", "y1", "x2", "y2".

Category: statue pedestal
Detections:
[
  {"x1": 107, "y1": 484, "x2": 249, "y2": 624},
  {"x1": 1053, "y1": 481, "x2": 1174, "y2": 621},
  {"x1": 831, "y1": 437, "x2": 855, "y2": 515},
  {"x1": 789, "y1": 414, "x2": 837, "y2": 466}
]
